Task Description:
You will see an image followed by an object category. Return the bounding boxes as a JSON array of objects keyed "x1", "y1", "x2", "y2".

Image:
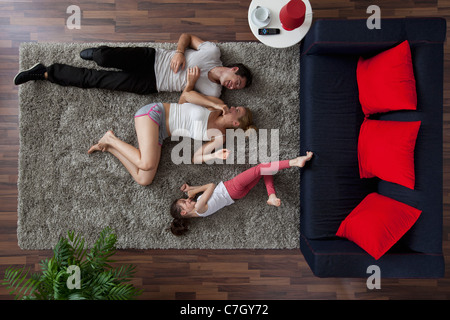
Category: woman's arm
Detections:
[
  {"x1": 192, "y1": 137, "x2": 230, "y2": 164},
  {"x1": 194, "y1": 183, "x2": 216, "y2": 214},
  {"x1": 181, "y1": 91, "x2": 228, "y2": 113},
  {"x1": 178, "y1": 66, "x2": 201, "y2": 104}
]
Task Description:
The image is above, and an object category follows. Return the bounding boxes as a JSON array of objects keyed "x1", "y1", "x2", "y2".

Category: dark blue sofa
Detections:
[{"x1": 299, "y1": 18, "x2": 446, "y2": 278}]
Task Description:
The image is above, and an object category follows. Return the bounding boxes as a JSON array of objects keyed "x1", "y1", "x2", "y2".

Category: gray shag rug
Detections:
[{"x1": 17, "y1": 41, "x2": 300, "y2": 250}]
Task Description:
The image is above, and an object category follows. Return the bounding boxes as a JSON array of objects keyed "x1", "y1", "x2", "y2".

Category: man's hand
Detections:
[
  {"x1": 186, "y1": 66, "x2": 200, "y2": 86},
  {"x1": 171, "y1": 33, "x2": 205, "y2": 74},
  {"x1": 170, "y1": 51, "x2": 186, "y2": 74}
]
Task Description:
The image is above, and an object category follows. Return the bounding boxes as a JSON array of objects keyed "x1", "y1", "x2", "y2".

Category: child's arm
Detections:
[
  {"x1": 194, "y1": 183, "x2": 216, "y2": 214},
  {"x1": 181, "y1": 183, "x2": 206, "y2": 198}
]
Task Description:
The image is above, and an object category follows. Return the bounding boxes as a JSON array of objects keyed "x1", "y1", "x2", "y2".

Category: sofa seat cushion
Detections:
[{"x1": 300, "y1": 53, "x2": 378, "y2": 239}]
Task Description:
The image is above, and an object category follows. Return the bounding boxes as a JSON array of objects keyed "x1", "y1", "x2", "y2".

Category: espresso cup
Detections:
[{"x1": 254, "y1": 6, "x2": 270, "y2": 23}]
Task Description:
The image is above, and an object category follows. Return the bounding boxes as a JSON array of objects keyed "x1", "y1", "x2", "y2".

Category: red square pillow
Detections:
[
  {"x1": 357, "y1": 40, "x2": 417, "y2": 115},
  {"x1": 336, "y1": 193, "x2": 422, "y2": 260},
  {"x1": 358, "y1": 119, "x2": 420, "y2": 189}
]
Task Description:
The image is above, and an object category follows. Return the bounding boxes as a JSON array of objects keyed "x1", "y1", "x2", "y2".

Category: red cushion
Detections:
[
  {"x1": 357, "y1": 40, "x2": 417, "y2": 115},
  {"x1": 358, "y1": 119, "x2": 420, "y2": 189},
  {"x1": 336, "y1": 193, "x2": 422, "y2": 260}
]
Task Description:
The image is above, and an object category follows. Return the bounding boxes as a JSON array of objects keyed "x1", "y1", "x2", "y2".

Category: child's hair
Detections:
[{"x1": 170, "y1": 199, "x2": 190, "y2": 236}]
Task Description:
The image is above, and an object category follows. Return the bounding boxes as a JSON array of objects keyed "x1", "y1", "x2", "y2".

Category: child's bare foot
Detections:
[
  {"x1": 267, "y1": 194, "x2": 281, "y2": 207},
  {"x1": 290, "y1": 151, "x2": 313, "y2": 168},
  {"x1": 88, "y1": 130, "x2": 115, "y2": 154}
]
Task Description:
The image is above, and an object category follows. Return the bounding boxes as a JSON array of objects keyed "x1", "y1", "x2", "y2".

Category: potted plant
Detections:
[{"x1": 2, "y1": 227, "x2": 143, "y2": 300}]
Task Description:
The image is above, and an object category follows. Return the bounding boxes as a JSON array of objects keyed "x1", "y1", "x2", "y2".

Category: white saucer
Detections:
[{"x1": 251, "y1": 7, "x2": 271, "y2": 27}]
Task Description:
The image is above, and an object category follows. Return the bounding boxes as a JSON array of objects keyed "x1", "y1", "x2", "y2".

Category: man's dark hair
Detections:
[{"x1": 226, "y1": 63, "x2": 253, "y2": 88}]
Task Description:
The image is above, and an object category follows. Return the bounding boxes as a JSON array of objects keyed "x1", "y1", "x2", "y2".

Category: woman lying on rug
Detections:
[
  {"x1": 88, "y1": 66, "x2": 255, "y2": 186},
  {"x1": 169, "y1": 152, "x2": 314, "y2": 236}
]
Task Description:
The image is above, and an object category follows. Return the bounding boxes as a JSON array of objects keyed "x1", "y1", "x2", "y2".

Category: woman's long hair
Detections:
[{"x1": 238, "y1": 107, "x2": 257, "y2": 133}]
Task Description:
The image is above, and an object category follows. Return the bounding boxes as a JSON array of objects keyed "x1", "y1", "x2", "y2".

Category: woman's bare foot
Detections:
[
  {"x1": 88, "y1": 130, "x2": 115, "y2": 154},
  {"x1": 289, "y1": 151, "x2": 313, "y2": 168},
  {"x1": 267, "y1": 194, "x2": 281, "y2": 207}
]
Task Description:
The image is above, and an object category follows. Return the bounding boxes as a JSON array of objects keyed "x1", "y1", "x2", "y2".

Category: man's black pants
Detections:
[{"x1": 46, "y1": 46, "x2": 158, "y2": 95}]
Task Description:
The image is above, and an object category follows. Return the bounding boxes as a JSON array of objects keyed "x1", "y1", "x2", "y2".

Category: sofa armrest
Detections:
[{"x1": 302, "y1": 18, "x2": 447, "y2": 56}]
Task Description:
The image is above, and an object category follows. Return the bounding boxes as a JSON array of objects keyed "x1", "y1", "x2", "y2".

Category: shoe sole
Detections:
[
  {"x1": 14, "y1": 62, "x2": 43, "y2": 85},
  {"x1": 80, "y1": 48, "x2": 94, "y2": 60}
]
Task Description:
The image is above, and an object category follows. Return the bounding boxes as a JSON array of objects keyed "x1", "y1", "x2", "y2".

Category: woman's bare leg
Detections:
[
  {"x1": 103, "y1": 139, "x2": 156, "y2": 186},
  {"x1": 88, "y1": 116, "x2": 162, "y2": 185}
]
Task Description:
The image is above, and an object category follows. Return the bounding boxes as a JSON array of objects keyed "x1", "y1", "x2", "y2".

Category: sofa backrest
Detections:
[{"x1": 302, "y1": 18, "x2": 446, "y2": 56}]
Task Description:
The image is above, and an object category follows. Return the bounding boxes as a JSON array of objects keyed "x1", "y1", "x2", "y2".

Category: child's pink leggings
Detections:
[{"x1": 223, "y1": 160, "x2": 291, "y2": 200}]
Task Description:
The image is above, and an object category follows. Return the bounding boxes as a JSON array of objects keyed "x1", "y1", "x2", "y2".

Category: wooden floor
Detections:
[{"x1": 1, "y1": 0, "x2": 449, "y2": 301}]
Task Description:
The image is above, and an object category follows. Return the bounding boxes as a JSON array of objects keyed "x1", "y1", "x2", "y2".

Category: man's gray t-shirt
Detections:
[{"x1": 154, "y1": 41, "x2": 223, "y2": 97}]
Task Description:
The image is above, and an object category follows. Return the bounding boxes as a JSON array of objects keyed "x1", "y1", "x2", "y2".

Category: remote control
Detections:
[{"x1": 258, "y1": 28, "x2": 280, "y2": 35}]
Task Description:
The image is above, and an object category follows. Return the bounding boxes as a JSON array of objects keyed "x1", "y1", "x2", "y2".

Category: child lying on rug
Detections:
[
  {"x1": 169, "y1": 152, "x2": 314, "y2": 236},
  {"x1": 87, "y1": 66, "x2": 255, "y2": 186}
]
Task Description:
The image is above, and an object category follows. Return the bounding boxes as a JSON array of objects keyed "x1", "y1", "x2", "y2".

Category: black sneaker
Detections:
[{"x1": 14, "y1": 63, "x2": 47, "y2": 85}]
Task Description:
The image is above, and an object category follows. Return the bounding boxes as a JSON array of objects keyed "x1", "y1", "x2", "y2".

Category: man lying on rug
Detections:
[
  {"x1": 14, "y1": 33, "x2": 252, "y2": 97},
  {"x1": 87, "y1": 66, "x2": 256, "y2": 186},
  {"x1": 169, "y1": 152, "x2": 314, "y2": 236}
]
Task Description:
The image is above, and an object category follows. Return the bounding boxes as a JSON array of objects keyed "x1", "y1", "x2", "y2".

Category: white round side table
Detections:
[{"x1": 248, "y1": 0, "x2": 313, "y2": 48}]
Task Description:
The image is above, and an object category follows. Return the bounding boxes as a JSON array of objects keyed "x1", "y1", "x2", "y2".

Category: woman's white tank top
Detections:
[{"x1": 169, "y1": 103, "x2": 211, "y2": 141}]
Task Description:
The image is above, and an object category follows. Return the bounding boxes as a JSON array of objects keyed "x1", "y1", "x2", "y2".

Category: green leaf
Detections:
[
  {"x1": 67, "y1": 292, "x2": 87, "y2": 300},
  {"x1": 87, "y1": 227, "x2": 117, "y2": 270},
  {"x1": 2, "y1": 266, "x2": 40, "y2": 300},
  {"x1": 111, "y1": 264, "x2": 137, "y2": 283},
  {"x1": 67, "y1": 230, "x2": 87, "y2": 265},
  {"x1": 107, "y1": 283, "x2": 143, "y2": 300},
  {"x1": 53, "y1": 238, "x2": 71, "y2": 267}
]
